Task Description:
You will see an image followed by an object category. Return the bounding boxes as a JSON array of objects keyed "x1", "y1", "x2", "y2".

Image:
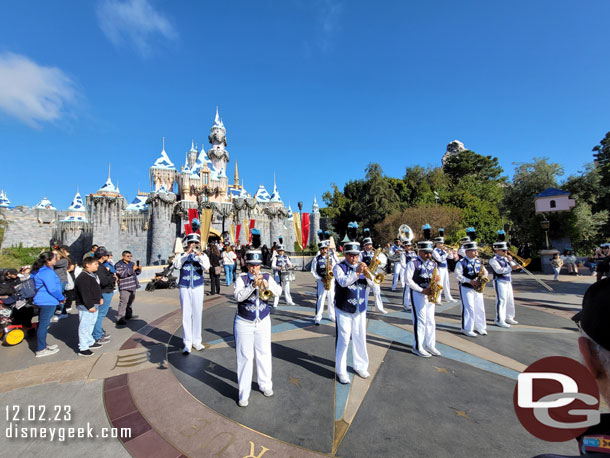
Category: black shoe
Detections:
[
  {"x1": 79, "y1": 349, "x2": 94, "y2": 357},
  {"x1": 116, "y1": 318, "x2": 127, "y2": 326},
  {"x1": 90, "y1": 342, "x2": 103, "y2": 349}
]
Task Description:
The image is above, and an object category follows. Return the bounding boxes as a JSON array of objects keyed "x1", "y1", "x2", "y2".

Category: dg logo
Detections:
[{"x1": 513, "y1": 356, "x2": 601, "y2": 442}]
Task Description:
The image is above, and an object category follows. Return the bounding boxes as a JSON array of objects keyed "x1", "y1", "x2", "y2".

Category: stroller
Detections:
[
  {"x1": 0, "y1": 280, "x2": 39, "y2": 346},
  {"x1": 145, "y1": 264, "x2": 177, "y2": 292}
]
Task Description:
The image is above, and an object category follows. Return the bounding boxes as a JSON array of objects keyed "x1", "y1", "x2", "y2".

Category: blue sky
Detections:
[{"x1": 1, "y1": 0, "x2": 609, "y2": 211}]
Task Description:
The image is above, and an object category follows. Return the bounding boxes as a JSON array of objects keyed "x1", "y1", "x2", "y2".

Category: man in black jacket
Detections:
[
  {"x1": 93, "y1": 247, "x2": 115, "y2": 345},
  {"x1": 0, "y1": 269, "x2": 21, "y2": 305},
  {"x1": 75, "y1": 257, "x2": 103, "y2": 357}
]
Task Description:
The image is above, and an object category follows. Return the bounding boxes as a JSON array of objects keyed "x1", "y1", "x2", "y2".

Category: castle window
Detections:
[{"x1": 550, "y1": 200, "x2": 556, "y2": 209}]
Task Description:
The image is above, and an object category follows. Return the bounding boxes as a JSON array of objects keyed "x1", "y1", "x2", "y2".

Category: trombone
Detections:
[
  {"x1": 506, "y1": 251, "x2": 553, "y2": 292},
  {"x1": 508, "y1": 250, "x2": 531, "y2": 268}
]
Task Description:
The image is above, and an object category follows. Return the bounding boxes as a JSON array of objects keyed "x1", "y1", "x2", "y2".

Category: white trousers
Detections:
[
  {"x1": 403, "y1": 285, "x2": 411, "y2": 308},
  {"x1": 459, "y1": 285, "x2": 486, "y2": 333},
  {"x1": 179, "y1": 286, "x2": 204, "y2": 349},
  {"x1": 273, "y1": 280, "x2": 293, "y2": 307},
  {"x1": 438, "y1": 267, "x2": 455, "y2": 302},
  {"x1": 367, "y1": 284, "x2": 385, "y2": 312},
  {"x1": 234, "y1": 315, "x2": 272, "y2": 402},
  {"x1": 392, "y1": 262, "x2": 405, "y2": 290},
  {"x1": 335, "y1": 307, "x2": 368, "y2": 377},
  {"x1": 493, "y1": 280, "x2": 515, "y2": 323},
  {"x1": 315, "y1": 280, "x2": 336, "y2": 322},
  {"x1": 411, "y1": 290, "x2": 437, "y2": 352}
]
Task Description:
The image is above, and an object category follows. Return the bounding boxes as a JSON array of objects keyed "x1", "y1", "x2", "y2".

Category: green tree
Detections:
[{"x1": 443, "y1": 150, "x2": 504, "y2": 185}]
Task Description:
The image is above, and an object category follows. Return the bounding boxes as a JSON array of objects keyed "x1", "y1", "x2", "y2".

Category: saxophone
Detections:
[
  {"x1": 365, "y1": 248, "x2": 385, "y2": 285},
  {"x1": 323, "y1": 252, "x2": 334, "y2": 291},
  {"x1": 427, "y1": 266, "x2": 443, "y2": 303},
  {"x1": 474, "y1": 265, "x2": 490, "y2": 293}
]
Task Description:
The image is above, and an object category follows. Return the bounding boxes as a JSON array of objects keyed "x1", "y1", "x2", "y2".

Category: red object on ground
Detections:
[{"x1": 301, "y1": 212, "x2": 310, "y2": 249}]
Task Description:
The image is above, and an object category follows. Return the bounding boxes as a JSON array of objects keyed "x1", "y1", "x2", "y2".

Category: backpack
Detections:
[{"x1": 17, "y1": 277, "x2": 38, "y2": 300}]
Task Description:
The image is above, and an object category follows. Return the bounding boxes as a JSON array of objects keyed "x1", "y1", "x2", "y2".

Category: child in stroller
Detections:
[
  {"x1": 145, "y1": 264, "x2": 177, "y2": 292},
  {"x1": 0, "y1": 281, "x2": 40, "y2": 346}
]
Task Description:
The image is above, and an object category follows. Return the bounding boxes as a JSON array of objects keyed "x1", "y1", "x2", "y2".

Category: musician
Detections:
[
  {"x1": 454, "y1": 241, "x2": 488, "y2": 337},
  {"x1": 334, "y1": 238, "x2": 373, "y2": 383},
  {"x1": 359, "y1": 237, "x2": 388, "y2": 314},
  {"x1": 488, "y1": 241, "x2": 521, "y2": 328},
  {"x1": 405, "y1": 241, "x2": 441, "y2": 357},
  {"x1": 172, "y1": 233, "x2": 211, "y2": 355},
  {"x1": 390, "y1": 238, "x2": 405, "y2": 291},
  {"x1": 272, "y1": 245, "x2": 295, "y2": 307},
  {"x1": 432, "y1": 236, "x2": 457, "y2": 304},
  {"x1": 401, "y1": 241, "x2": 417, "y2": 311},
  {"x1": 311, "y1": 241, "x2": 336, "y2": 324},
  {"x1": 233, "y1": 229, "x2": 282, "y2": 407},
  {"x1": 457, "y1": 236, "x2": 471, "y2": 258}
]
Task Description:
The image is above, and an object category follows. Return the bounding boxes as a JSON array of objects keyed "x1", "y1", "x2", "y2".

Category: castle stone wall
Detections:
[
  {"x1": 54, "y1": 222, "x2": 93, "y2": 262},
  {"x1": 87, "y1": 196, "x2": 125, "y2": 260},
  {"x1": 120, "y1": 213, "x2": 150, "y2": 265},
  {"x1": 148, "y1": 193, "x2": 176, "y2": 265},
  {"x1": 1, "y1": 207, "x2": 62, "y2": 248}
]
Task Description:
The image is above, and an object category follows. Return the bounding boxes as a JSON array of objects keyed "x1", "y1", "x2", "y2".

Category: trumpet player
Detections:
[
  {"x1": 489, "y1": 241, "x2": 521, "y2": 327},
  {"x1": 432, "y1": 236, "x2": 457, "y2": 304},
  {"x1": 401, "y1": 241, "x2": 416, "y2": 312},
  {"x1": 311, "y1": 241, "x2": 336, "y2": 325},
  {"x1": 405, "y1": 241, "x2": 441, "y2": 358},
  {"x1": 172, "y1": 233, "x2": 211, "y2": 355},
  {"x1": 272, "y1": 245, "x2": 295, "y2": 307},
  {"x1": 390, "y1": 238, "x2": 405, "y2": 291},
  {"x1": 233, "y1": 230, "x2": 282, "y2": 407},
  {"x1": 454, "y1": 241, "x2": 488, "y2": 337},
  {"x1": 360, "y1": 237, "x2": 388, "y2": 314}
]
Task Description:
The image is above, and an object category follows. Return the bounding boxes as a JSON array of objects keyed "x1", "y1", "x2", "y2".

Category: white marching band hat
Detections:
[
  {"x1": 344, "y1": 241, "x2": 361, "y2": 254},
  {"x1": 277, "y1": 244, "x2": 285, "y2": 251},
  {"x1": 434, "y1": 237, "x2": 444, "y2": 243},
  {"x1": 182, "y1": 233, "x2": 200, "y2": 247},
  {"x1": 463, "y1": 241, "x2": 478, "y2": 251},
  {"x1": 417, "y1": 241, "x2": 434, "y2": 252},
  {"x1": 493, "y1": 241, "x2": 509, "y2": 250},
  {"x1": 362, "y1": 237, "x2": 373, "y2": 245},
  {"x1": 319, "y1": 240, "x2": 330, "y2": 248}
]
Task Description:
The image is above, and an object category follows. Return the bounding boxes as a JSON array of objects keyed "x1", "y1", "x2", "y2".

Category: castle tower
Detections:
[
  {"x1": 56, "y1": 190, "x2": 92, "y2": 261},
  {"x1": 147, "y1": 188, "x2": 176, "y2": 265},
  {"x1": 310, "y1": 195, "x2": 320, "y2": 247},
  {"x1": 150, "y1": 138, "x2": 177, "y2": 192},
  {"x1": 0, "y1": 189, "x2": 10, "y2": 207},
  {"x1": 87, "y1": 174, "x2": 125, "y2": 258},
  {"x1": 268, "y1": 175, "x2": 285, "y2": 246},
  {"x1": 284, "y1": 203, "x2": 296, "y2": 252},
  {"x1": 207, "y1": 107, "x2": 230, "y2": 196}
]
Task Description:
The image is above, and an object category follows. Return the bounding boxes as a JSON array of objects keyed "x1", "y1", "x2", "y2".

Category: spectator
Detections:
[
  {"x1": 31, "y1": 252, "x2": 64, "y2": 357},
  {"x1": 222, "y1": 244, "x2": 237, "y2": 286},
  {"x1": 595, "y1": 244, "x2": 610, "y2": 282},
  {"x1": 106, "y1": 252, "x2": 116, "y2": 274},
  {"x1": 551, "y1": 253, "x2": 563, "y2": 281},
  {"x1": 75, "y1": 257, "x2": 103, "y2": 357},
  {"x1": 208, "y1": 245, "x2": 222, "y2": 295},
  {"x1": 562, "y1": 249, "x2": 579, "y2": 275},
  {"x1": 53, "y1": 245, "x2": 71, "y2": 319},
  {"x1": 82, "y1": 244, "x2": 99, "y2": 263},
  {"x1": 64, "y1": 261, "x2": 77, "y2": 311},
  {"x1": 0, "y1": 268, "x2": 21, "y2": 305},
  {"x1": 18, "y1": 266, "x2": 31, "y2": 281},
  {"x1": 239, "y1": 244, "x2": 248, "y2": 272},
  {"x1": 92, "y1": 247, "x2": 115, "y2": 345},
  {"x1": 262, "y1": 244, "x2": 270, "y2": 267},
  {"x1": 115, "y1": 250, "x2": 141, "y2": 326}
]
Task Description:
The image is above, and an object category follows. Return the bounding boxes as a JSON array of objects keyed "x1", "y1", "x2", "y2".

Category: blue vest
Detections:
[
  {"x1": 434, "y1": 248, "x2": 448, "y2": 268},
  {"x1": 360, "y1": 250, "x2": 373, "y2": 266},
  {"x1": 179, "y1": 255, "x2": 205, "y2": 288},
  {"x1": 405, "y1": 251, "x2": 417, "y2": 263},
  {"x1": 458, "y1": 257, "x2": 481, "y2": 288},
  {"x1": 276, "y1": 255, "x2": 289, "y2": 268},
  {"x1": 491, "y1": 255, "x2": 511, "y2": 282},
  {"x1": 315, "y1": 254, "x2": 327, "y2": 277},
  {"x1": 412, "y1": 258, "x2": 435, "y2": 289},
  {"x1": 237, "y1": 273, "x2": 271, "y2": 321},
  {"x1": 334, "y1": 261, "x2": 368, "y2": 314}
]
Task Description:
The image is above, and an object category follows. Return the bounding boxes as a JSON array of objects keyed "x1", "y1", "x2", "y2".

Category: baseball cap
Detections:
[{"x1": 573, "y1": 278, "x2": 610, "y2": 351}]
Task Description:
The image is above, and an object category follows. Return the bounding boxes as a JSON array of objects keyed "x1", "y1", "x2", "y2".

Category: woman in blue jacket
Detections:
[{"x1": 32, "y1": 252, "x2": 65, "y2": 357}]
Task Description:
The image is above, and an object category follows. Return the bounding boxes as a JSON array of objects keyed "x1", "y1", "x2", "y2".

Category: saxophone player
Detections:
[
  {"x1": 432, "y1": 234, "x2": 458, "y2": 304},
  {"x1": 405, "y1": 241, "x2": 441, "y2": 358},
  {"x1": 360, "y1": 236, "x2": 388, "y2": 314},
  {"x1": 454, "y1": 241, "x2": 488, "y2": 337},
  {"x1": 401, "y1": 241, "x2": 416, "y2": 312},
  {"x1": 489, "y1": 240, "x2": 521, "y2": 327},
  {"x1": 311, "y1": 241, "x2": 336, "y2": 325},
  {"x1": 271, "y1": 245, "x2": 295, "y2": 307}
]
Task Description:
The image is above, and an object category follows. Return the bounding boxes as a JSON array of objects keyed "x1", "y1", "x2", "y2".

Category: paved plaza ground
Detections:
[{"x1": 0, "y1": 267, "x2": 597, "y2": 457}]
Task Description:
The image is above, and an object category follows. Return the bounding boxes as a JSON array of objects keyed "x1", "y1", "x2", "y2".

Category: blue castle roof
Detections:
[{"x1": 536, "y1": 187, "x2": 571, "y2": 198}]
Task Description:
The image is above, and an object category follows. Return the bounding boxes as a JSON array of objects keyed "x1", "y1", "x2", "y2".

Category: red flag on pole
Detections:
[
  {"x1": 301, "y1": 212, "x2": 310, "y2": 250},
  {"x1": 186, "y1": 209, "x2": 200, "y2": 234},
  {"x1": 249, "y1": 219, "x2": 255, "y2": 243},
  {"x1": 236, "y1": 224, "x2": 241, "y2": 242}
]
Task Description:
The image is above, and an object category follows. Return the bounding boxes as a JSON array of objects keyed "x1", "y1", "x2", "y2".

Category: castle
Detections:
[{"x1": 0, "y1": 109, "x2": 320, "y2": 265}]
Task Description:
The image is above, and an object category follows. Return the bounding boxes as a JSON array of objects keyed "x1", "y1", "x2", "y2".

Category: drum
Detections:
[{"x1": 281, "y1": 270, "x2": 296, "y2": 282}]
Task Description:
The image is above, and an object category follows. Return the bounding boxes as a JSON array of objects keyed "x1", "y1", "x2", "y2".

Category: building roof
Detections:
[
  {"x1": 0, "y1": 189, "x2": 10, "y2": 207},
  {"x1": 60, "y1": 215, "x2": 87, "y2": 222},
  {"x1": 98, "y1": 176, "x2": 118, "y2": 194},
  {"x1": 67, "y1": 192, "x2": 86, "y2": 212},
  {"x1": 254, "y1": 185, "x2": 271, "y2": 202},
  {"x1": 35, "y1": 197, "x2": 56, "y2": 210},
  {"x1": 152, "y1": 146, "x2": 175, "y2": 170},
  {"x1": 126, "y1": 194, "x2": 149, "y2": 211},
  {"x1": 269, "y1": 175, "x2": 283, "y2": 203},
  {"x1": 536, "y1": 187, "x2": 571, "y2": 198}
]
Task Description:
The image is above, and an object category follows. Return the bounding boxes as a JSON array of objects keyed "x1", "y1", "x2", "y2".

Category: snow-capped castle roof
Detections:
[
  {"x1": 286, "y1": 203, "x2": 294, "y2": 220},
  {"x1": 269, "y1": 175, "x2": 282, "y2": 203},
  {"x1": 126, "y1": 194, "x2": 149, "y2": 211},
  {"x1": 0, "y1": 190, "x2": 10, "y2": 208},
  {"x1": 98, "y1": 177, "x2": 118, "y2": 194},
  {"x1": 152, "y1": 142, "x2": 175, "y2": 170},
  {"x1": 67, "y1": 192, "x2": 86, "y2": 212},
  {"x1": 35, "y1": 197, "x2": 56, "y2": 210},
  {"x1": 190, "y1": 146, "x2": 219, "y2": 180},
  {"x1": 254, "y1": 185, "x2": 271, "y2": 202}
]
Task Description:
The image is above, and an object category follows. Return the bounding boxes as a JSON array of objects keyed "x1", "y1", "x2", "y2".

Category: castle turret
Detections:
[
  {"x1": 310, "y1": 195, "x2": 320, "y2": 247},
  {"x1": 207, "y1": 107, "x2": 230, "y2": 195},
  {"x1": 150, "y1": 138, "x2": 176, "y2": 192},
  {"x1": 147, "y1": 188, "x2": 176, "y2": 265},
  {"x1": 0, "y1": 190, "x2": 10, "y2": 208},
  {"x1": 56, "y1": 190, "x2": 92, "y2": 261},
  {"x1": 87, "y1": 174, "x2": 125, "y2": 258}
]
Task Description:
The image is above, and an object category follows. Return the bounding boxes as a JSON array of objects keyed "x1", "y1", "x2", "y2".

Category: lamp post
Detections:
[{"x1": 541, "y1": 217, "x2": 550, "y2": 250}]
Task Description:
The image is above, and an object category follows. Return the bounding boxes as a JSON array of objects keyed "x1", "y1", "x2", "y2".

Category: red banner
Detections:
[
  {"x1": 186, "y1": 209, "x2": 200, "y2": 234},
  {"x1": 236, "y1": 224, "x2": 241, "y2": 242},
  {"x1": 249, "y1": 219, "x2": 255, "y2": 244},
  {"x1": 301, "y1": 212, "x2": 310, "y2": 249}
]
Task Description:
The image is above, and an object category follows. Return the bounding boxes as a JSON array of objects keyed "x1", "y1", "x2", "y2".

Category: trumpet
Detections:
[
  {"x1": 364, "y1": 248, "x2": 385, "y2": 285},
  {"x1": 256, "y1": 275, "x2": 274, "y2": 301}
]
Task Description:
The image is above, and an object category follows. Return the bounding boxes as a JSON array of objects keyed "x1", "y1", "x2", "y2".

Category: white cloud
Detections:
[
  {"x1": 97, "y1": 0, "x2": 177, "y2": 58},
  {"x1": 0, "y1": 52, "x2": 78, "y2": 128},
  {"x1": 316, "y1": 0, "x2": 343, "y2": 53}
]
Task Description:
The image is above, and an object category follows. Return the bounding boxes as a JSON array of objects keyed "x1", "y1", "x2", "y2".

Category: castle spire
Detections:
[
  {"x1": 108, "y1": 163, "x2": 111, "y2": 181},
  {"x1": 162, "y1": 137, "x2": 165, "y2": 152},
  {"x1": 234, "y1": 161, "x2": 239, "y2": 186},
  {"x1": 215, "y1": 106, "x2": 221, "y2": 126}
]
